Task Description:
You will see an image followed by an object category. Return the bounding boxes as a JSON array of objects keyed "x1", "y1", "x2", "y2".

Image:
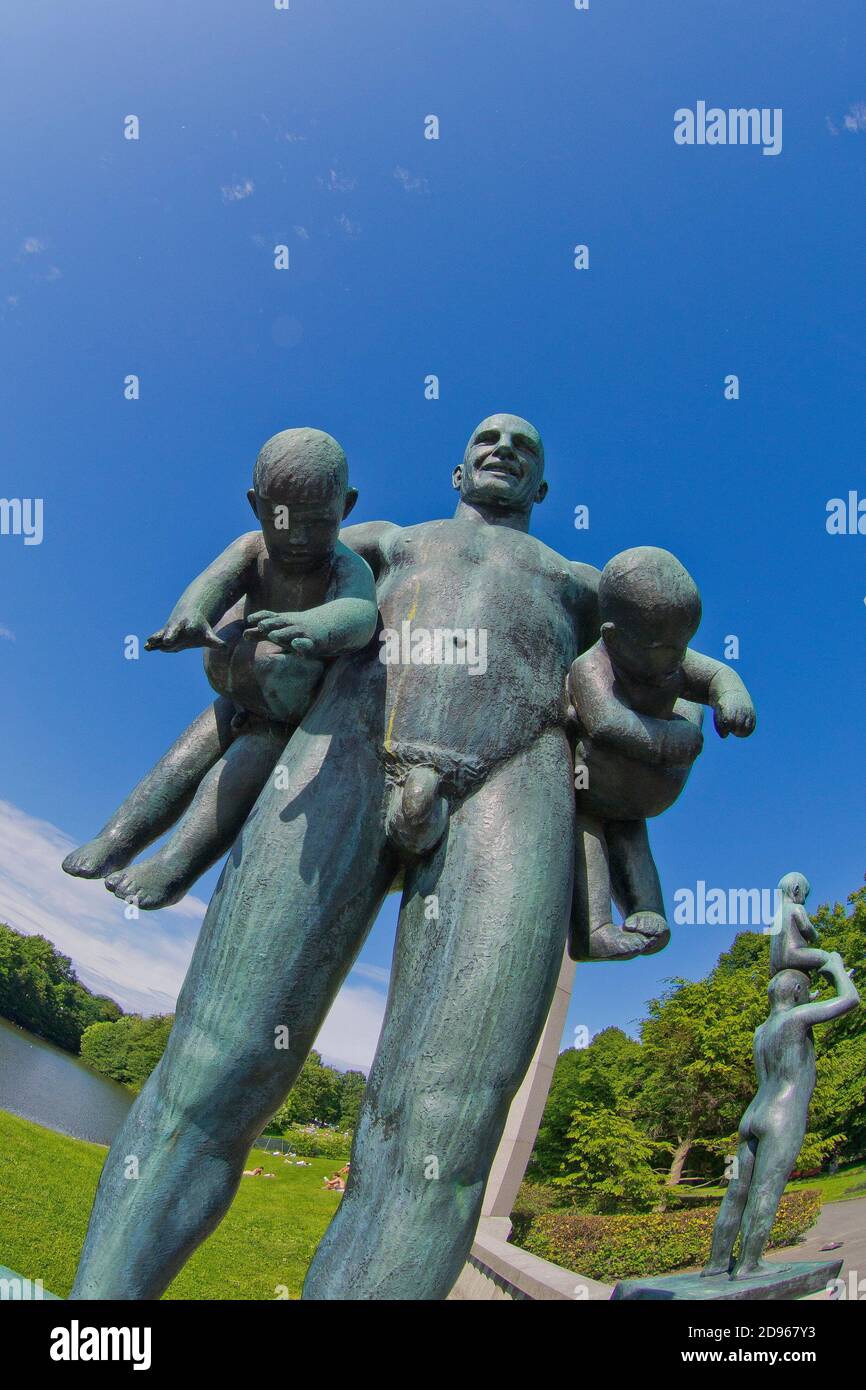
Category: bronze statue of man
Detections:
[
  {"x1": 71, "y1": 414, "x2": 606, "y2": 1301},
  {"x1": 703, "y1": 950, "x2": 859, "y2": 1280}
]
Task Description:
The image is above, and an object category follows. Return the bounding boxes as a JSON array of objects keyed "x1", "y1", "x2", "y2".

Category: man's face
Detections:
[
  {"x1": 250, "y1": 479, "x2": 346, "y2": 569},
  {"x1": 453, "y1": 415, "x2": 547, "y2": 513}
]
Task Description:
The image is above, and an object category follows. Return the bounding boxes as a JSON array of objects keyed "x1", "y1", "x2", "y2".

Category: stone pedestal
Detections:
[
  {"x1": 612, "y1": 1259, "x2": 842, "y2": 1301},
  {"x1": 481, "y1": 947, "x2": 577, "y2": 1220}
]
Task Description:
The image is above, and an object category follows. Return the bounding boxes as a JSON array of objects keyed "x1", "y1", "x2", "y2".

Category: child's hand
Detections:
[
  {"x1": 244, "y1": 610, "x2": 321, "y2": 655},
  {"x1": 713, "y1": 691, "x2": 757, "y2": 739},
  {"x1": 146, "y1": 613, "x2": 225, "y2": 651}
]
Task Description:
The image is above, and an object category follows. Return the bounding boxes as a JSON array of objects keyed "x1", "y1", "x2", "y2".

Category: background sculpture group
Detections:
[{"x1": 701, "y1": 874, "x2": 859, "y2": 1282}]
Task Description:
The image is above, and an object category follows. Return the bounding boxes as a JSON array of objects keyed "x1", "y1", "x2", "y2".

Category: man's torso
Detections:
[{"x1": 364, "y1": 516, "x2": 597, "y2": 767}]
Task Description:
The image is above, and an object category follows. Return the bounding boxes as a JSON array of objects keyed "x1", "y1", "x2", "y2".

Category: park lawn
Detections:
[
  {"x1": 0, "y1": 1109, "x2": 342, "y2": 1300},
  {"x1": 671, "y1": 1161, "x2": 866, "y2": 1208},
  {"x1": 786, "y1": 1161, "x2": 866, "y2": 1204}
]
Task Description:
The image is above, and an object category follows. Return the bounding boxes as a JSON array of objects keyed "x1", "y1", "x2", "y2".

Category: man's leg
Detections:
[
  {"x1": 703, "y1": 1137, "x2": 756, "y2": 1275},
  {"x1": 734, "y1": 1132, "x2": 801, "y2": 1277},
  {"x1": 303, "y1": 727, "x2": 574, "y2": 1300},
  {"x1": 70, "y1": 712, "x2": 396, "y2": 1300},
  {"x1": 62, "y1": 698, "x2": 236, "y2": 879},
  {"x1": 104, "y1": 723, "x2": 286, "y2": 910}
]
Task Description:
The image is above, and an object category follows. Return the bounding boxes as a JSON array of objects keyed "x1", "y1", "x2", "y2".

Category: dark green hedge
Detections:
[{"x1": 518, "y1": 1188, "x2": 822, "y2": 1282}]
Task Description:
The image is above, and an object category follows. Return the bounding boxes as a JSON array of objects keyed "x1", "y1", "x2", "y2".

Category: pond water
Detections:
[{"x1": 0, "y1": 1015, "x2": 132, "y2": 1145}]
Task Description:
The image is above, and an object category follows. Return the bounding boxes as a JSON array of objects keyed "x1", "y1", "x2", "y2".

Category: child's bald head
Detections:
[
  {"x1": 253, "y1": 428, "x2": 349, "y2": 501},
  {"x1": 248, "y1": 428, "x2": 357, "y2": 570},
  {"x1": 599, "y1": 547, "x2": 701, "y2": 684},
  {"x1": 778, "y1": 872, "x2": 810, "y2": 905},
  {"x1": 599, "y1": 547, "x2": 701, "y2": 637}
]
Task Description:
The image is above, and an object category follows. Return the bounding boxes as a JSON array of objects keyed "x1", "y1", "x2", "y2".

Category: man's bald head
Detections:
[
  {"x1": 453, "y1": 413, "x2": 547, "y2": 523},
  {"x1": 464, "y1": 414, "x2": 545, "y2": 468},
  {"x1": 768, "y1": 969, "x2": 810, "y2": 1010}
]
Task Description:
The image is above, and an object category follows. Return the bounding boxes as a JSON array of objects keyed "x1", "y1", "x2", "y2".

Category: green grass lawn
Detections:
[
  {"x1": 671, "y1": 1161, "x2": 866, "y2": 1207},
  {"x1": 786, "y1": 1161, "x2": 866, "y2": 1204},
  {"x1": 0, "y1": 1109, "x2": 342, "y2": 1299}
]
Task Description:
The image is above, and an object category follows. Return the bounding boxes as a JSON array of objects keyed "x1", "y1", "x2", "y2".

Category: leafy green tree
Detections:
[
  {"x1": 530, "y1": 1028, "x2": 640, "y2": 1180},
  {"x1": 79, "y1": 1019, "x2": 130, "y2": 1083},
  {"x1": 338, "y1": 1070, "x2": 366, "y2": 1130},
  {"x1": 636, "y1": 948, "x2": 767, "y2": 1182},
  {"x1": 554, "y1": 1102, "x2": 664, "y2": 1213},
  {"x1": 271, "y1": 1050, "x2": 343, "y2": 1128},
  {"x1": 0, "y1": 923, "x2": 121, "y2": 1052},
  {"x1": 79, "y1": 1013, "x2": 173, "y2": 1090}
]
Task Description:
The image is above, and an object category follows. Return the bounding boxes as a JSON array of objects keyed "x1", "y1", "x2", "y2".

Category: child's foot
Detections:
[
  {"x1": 700, "y1": 1262, "x2": 731, "y2": 1278},
  {"x1": 104, "y1": 858, "x2": 187, "y2": 911},
  {"x1": 623, "y1": 911, "x2": 670, "y2": 956},
  {"x1": 585, "y1": 922, "x2": 656, "y2": 961},
  {"x1": 62, "y1": 834, "x2": 133, "y2": 880}
]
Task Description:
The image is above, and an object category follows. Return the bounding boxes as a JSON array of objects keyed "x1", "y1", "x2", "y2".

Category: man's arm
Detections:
[
  {"x1": 792, "y1": 904, "x2": 820, "y2": 943},
  {"x1": 568, "y1": 650, "x2": 704, "y2": 768},
  {"x1": 340, "y1": 519, "x2": 400, "y2": 581},
  {"x1": 794, "y1": 952, "x2": 860, "y2": 1027},
  {"x1": 246, "y1": 544, "x2": 378, "y2": 658},
  {"x1": 568, "y1": 561, "x2": 601, "y2": 656},
  {"x1": 680, "y1": 649, "x2": 757, "y2": 738},
  {"x1": 146, "y1": 532, "x2": 260, "y2": 652}
]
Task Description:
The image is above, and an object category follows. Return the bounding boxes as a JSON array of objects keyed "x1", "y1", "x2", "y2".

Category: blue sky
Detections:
[{"x1": 1, "y1": 0, "x2": 865, "y2": 1067}]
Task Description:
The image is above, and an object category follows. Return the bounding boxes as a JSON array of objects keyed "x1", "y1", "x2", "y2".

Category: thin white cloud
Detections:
[
  {"x1": 0, "y1": 797, "x2": 389, "y2": 1071},
  {"x1": 316, "y1": 983, "x2": 386, "y2": 1073},
  {"x1": 351, "y1": 962, "x2": 390, "y2": 987},
  {"x1": 319, "y1": 168, "x2": 358, "y2": 192},
  {"x1": 0, "y1": 798, "x2": 205, "y2": 1015},
  {"x1": 22, "y1": 238, "x2": 44, "y2": 254},
  {"x1": 394, "y1": 166, "x2": 429, "y2": 195},
  {"x1": 843, "y1": 102, "x2": 866, "y2": 132},
  {"x1": 0, "y1": 624, "x2": 14, "y2": 641},
  {"x1": 221, "y1": 179, "x2": 255, "y2": 202},
  {"x1": 338, "y1": 212, "x2": 361, "y2": 238},
  {"x1": 294, "y1": 225, "x2": 310, "y2": 240}
]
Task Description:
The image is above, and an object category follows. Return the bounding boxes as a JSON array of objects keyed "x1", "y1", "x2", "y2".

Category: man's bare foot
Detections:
[
  {"x1": 623, "y1": 912, "x2": 670, "y2": 956},
  {"x1": 731, "y1": 1259, "x2": 785, "y2": 1280},
  {"x1": 62, "y1": 835, "x2": 133, "y2": 880},
  {"x1": 700, "y1": 1263, "x2": 731, "y2": 1278},
  {"x1": 104, "y1": 859, "x2": 187, "y2": 911}
]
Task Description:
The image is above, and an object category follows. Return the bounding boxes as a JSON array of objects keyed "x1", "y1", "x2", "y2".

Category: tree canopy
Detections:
[{"x1": 0, "y1": 922, "x2": 121, "y2": 1052}]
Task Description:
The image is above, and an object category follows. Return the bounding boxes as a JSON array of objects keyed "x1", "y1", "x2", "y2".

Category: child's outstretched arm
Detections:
[
  {"x1": 146, "y1": 532, "x2": 260, "y2": 652},
  {"x1": 680, "y1": 649, "x2": 757, "y2": 739},
  {"x1": 568, "y1": 650, "x2": 704, "y2": 767},
  {"x1": 245, "y1": 544, "x2": 378, "y2": 658}
]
